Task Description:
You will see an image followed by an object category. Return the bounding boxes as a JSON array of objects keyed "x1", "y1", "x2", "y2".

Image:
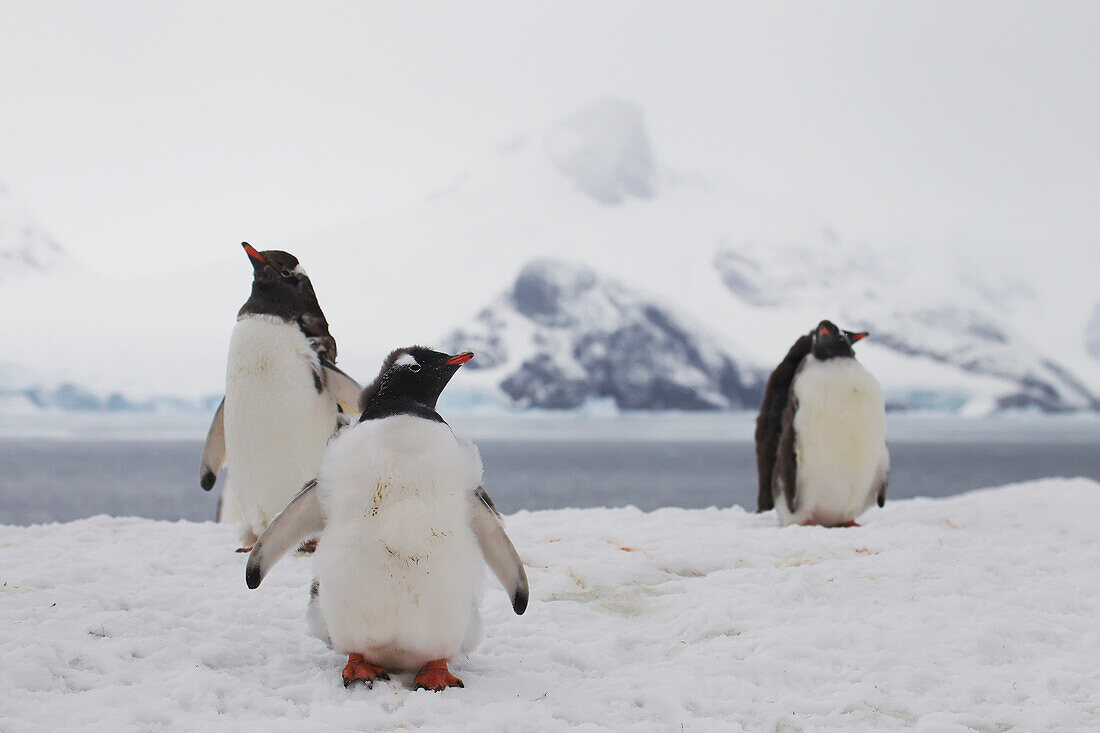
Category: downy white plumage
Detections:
[
  {"x1": 757, "y1": 320, "x2": 889, "y2": 527},
  {"x1": 246, "y1": 346, "x2": 528, "y2": 691},
  {"x1": 312, "y1": 415, "x2": 486, "y2": 668},
  {"x1": 780, "y1": 354, "x2": 889, "y2": 526},
  {"x1": 200, "y1": 244, "x2": 361, "y2": 546}
]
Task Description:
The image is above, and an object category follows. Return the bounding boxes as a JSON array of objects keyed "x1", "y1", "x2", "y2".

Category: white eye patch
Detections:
[{"x1": 394, "y1": 353, "x2": 419, "y2": 369}]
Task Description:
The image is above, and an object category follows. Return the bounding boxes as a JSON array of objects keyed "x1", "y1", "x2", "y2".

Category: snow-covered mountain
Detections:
[
  {"x1": 0, "y1": 184, "x2": 64, "y2": 280},
  {"x1": 713, "y1": 244, "x2": 1100, "y2": 413},
  {"x1": 1087, "y1": 303, "x2": 1100, "y2": 362},
  {"x1": 0, "y1": 361, "x2": 219, "y2": 415},
  {"x1": 435, "y1": 247, "x2": 1098, "y2": 414},
  {"x1": 439, "y1": 260, "x2": 761, "y2": 411},
  {"x1": 2, "y1": 99, "x2": 1098, "y2": 416}
]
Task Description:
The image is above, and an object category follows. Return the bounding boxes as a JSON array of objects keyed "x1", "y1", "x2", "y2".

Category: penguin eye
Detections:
[
  {"x1": 280, "y1": 269, "x2": 293, "y2": 278},
  {"x1": 409, "y1": 364, "x2": 421, "y2": 373}
]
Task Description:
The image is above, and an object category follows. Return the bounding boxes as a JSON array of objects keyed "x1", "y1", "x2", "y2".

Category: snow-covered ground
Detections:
[{"x1": 2, "y1": 478, "x2": 1099, "y2": 731}]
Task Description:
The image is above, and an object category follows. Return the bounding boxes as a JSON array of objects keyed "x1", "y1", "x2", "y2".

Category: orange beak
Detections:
[
  {"x1": 848, "y1": 331, "x2": 869, "y2": 342},
  {"x1": 444, "y1": 352, "x2": 474, "y2": 366},
  {"x1": 242, "y1": 242, "x2": 267, "y2": 265}
]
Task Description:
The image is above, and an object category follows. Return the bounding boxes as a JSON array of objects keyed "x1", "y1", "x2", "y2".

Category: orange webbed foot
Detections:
[
  {"x1": 838, "y1": 520, "x2": 861, "y2": 528},
  {"x1": 414, "y1": 659, "x2": 464, "y2": 691},
  {"x1": 342, "y1": 653, "x2": 389, "y2": 689},
  {"x1": 235, "y1": 546, "x2": 253, "y2": 553}
]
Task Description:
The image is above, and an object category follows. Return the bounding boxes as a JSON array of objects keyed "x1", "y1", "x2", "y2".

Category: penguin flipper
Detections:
[
  {"x1": 200, "y1": 398, "x2": 226, "y2": 491},
  {"x1": 755, "y1": 336, "x2": 812, "y2": 511},
  {"x1": 246, "y1": 479, "x2": 324, "y2": 589},
  {"x1": 470, "y1": 487, "x2": 529, "y2": 615},
  {"x1": 875, "y1": 453, "x2": 889, "y2": 508},
  {"x1": 754, "y1": 424, "x2": 778, "y2": 512},
  {"x1": 320, "y1": 358, "x2": 363, "y2": 414},
  {"x1": 774, "y1": 391, "x2": 801, "y2": 516}
]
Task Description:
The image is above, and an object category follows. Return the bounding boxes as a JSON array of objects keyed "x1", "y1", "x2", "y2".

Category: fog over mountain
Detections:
[
  {"x1": 712, "y1": 244, "x2": 1098, "y2": 413},
  {"x1": 0, "y1": 185, "x2": 63, "y2": 281},
  {"x1": 1087, "y1": 304, "x2": 1100, "y2": 363},
  {"x1": 2, "y1": 0, "x2": 1098, "y2": 418},
  {"x1": 3, "y1": 94, "x2": 1097, "y2": 415},
  {"x1": 545, "y1": 98, "x2": 657, "y2": 206}
]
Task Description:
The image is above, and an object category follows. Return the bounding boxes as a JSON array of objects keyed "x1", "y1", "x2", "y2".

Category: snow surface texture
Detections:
[{"x1": 3, "y1": 479, "x2": 1099, "y2": 731}]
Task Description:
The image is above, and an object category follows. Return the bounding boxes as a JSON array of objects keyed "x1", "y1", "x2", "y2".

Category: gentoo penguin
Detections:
[
  {"x1": 754, "y1": 320, "x2": 889, "y2": 527},
  {"x1": 199, "y1": 243, "x2": 362, "y2": 548},
  {"x1": 245, "y1": 346, "x2": 529, "y2": 691}
]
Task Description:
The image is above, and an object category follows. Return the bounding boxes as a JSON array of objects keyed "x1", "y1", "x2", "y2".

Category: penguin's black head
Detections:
[
  {"x1": 239, "y1": 242, "x2": 326, "y2": 320},
  {"x1": 810, "y1": 320, "x2": 868, "y2": 360},
  {"x1": 243, "y1": 242, "x2": 312, "y2": 290},
  {"x1": 359, "y1": 346, "x2": 474, "y2": 421}
]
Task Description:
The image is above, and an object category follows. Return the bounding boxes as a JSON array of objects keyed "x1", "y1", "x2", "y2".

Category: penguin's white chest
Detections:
[
  {"x1": 787, "y1": 357, "x2": 888, "y2": 525},
  {"x1": 223, "y1": 316, "x2": 337, "y2": 534},
  {"x1": 313, "y1": 416, "x2": 485, "y2": 670}
]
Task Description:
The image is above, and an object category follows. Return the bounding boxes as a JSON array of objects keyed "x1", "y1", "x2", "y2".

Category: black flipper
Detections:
[
  {"x1": 754, "y1": 335, "x2": 811, "y2": 511},
  {"x1": 876, "y1": 456, "x2": 889, "y2": 508},
  {"x1": 774, "y1": 387, "x2": 801, "y2": 516}
]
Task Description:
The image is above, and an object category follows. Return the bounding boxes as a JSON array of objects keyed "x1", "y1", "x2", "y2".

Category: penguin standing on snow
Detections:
[
  {"x1": 199, "y1": 243, "x2": 362, "y2": 548},
  {"x1": 245, "y1": 347, "x2": 529, "y2": 691},
  {"x1": 755, "y1": 320, "x2": 889, "y2": 527}
]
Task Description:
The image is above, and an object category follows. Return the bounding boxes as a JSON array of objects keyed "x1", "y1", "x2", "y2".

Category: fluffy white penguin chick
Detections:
[
  {"x1": 755, "y1": 320, "x2": 889, "y2": 527},
  {"x1": 245, "y1": 346, "x2": 529, "y2": 691}
]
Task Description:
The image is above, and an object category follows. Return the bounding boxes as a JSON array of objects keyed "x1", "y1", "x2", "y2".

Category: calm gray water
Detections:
[{"x1": 2, "y1": 414, "x2": 1098, "y2": 525}]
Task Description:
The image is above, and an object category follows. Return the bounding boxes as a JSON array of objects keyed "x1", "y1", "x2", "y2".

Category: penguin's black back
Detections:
[{"x1": 754, "y1": 334, "x2": 811, "y2": 512}]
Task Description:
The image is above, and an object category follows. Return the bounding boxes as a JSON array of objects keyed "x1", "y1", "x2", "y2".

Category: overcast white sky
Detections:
[{"x1": 1, "y1": 0, "x2": 1098, "y2": 277}]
